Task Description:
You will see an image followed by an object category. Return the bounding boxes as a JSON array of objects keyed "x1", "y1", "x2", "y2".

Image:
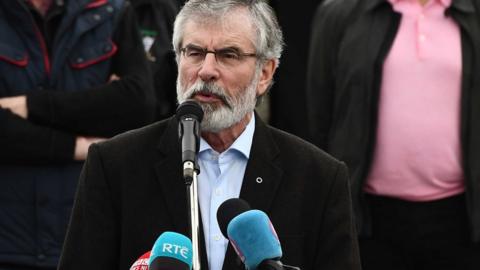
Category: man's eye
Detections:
[
  {"x1": 220, "y1": 52, "x2": 240, "y2": 60},
  {"x1": 186, "y1": 49, "x2": 203, "y2": 57}
]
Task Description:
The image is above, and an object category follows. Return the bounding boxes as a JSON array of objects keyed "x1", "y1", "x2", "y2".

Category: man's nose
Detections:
[{"x1": 198, "y1": 53, "x2": 220, "y2": 82}]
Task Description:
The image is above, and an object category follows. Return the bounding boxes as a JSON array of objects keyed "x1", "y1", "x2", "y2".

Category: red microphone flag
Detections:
[{"x1": 130, "y1": 251, "x2": 151, "y2": 270}]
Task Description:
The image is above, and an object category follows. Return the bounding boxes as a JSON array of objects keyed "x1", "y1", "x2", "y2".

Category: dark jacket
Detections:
[
  {"x1": 131, "y1": 0, "x2": 180, "y2": 121},
  {"x1": 58, "y1": 116, "x2": 361, "y2": 270},
  {"x1": 0, "y1": 0, "x2": 154, "y2": 267},
  {"x1": 268, "y1": 0, "x2": 323, "y2": 139},
  {"x1": 306, "y1": 0, "x2": 480, "y2": 242}
]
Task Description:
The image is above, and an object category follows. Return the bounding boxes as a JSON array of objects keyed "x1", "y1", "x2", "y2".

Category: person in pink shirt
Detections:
[{"x1": 307, "y1": 0, "x2": 480, "y2": 269}]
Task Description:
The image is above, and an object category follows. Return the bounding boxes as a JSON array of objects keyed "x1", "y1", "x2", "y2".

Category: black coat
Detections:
[
  {"x1": 306, "y1": 0, "x2": 480, "y2": 242},
  {"x1": 58, "y1": 115, "x2": 361, "y2": 270},
  {"x1": 268, "y1": 0, "x2": 323, "y2": 139}
]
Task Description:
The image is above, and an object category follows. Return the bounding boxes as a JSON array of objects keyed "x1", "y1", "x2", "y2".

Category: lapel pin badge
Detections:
[{"x1": 256, "y1": 177, "x2": 263, "y2": 184}]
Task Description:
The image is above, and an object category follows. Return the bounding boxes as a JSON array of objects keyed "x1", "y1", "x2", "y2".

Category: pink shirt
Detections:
[{"x1": 364, "y1": 0, "x2": 465, "y2": 201}]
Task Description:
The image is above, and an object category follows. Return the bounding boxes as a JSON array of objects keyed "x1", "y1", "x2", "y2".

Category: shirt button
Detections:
[
  {"x1": 419, "y1": 14, "x2": 425, "y2": 20},
  {"x1": 419, "y1": 34, "x2": 426, "y2": 42},
  {"x1": 213, "y1": 235, "x2": 221, "y2": 241},
  {"x1": 215, "y1": 188, "x2": 222, "y2": 196}
]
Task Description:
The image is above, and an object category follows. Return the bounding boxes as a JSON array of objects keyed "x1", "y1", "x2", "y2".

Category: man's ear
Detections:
[{"x1": 256, "y1": 59, "x2": 277, "y2": 96}]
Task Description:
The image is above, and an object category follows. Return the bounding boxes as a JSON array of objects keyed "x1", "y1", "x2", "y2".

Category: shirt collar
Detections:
[
  {"x1": 25, "y1": 0, "x2": 64, "y2": 6},
  {"x1": 387, "y1": 0, "x2": 451, "y2": 7},
  {"x1": 199, "y1": 113, "x2": 255, "y2": 159}
]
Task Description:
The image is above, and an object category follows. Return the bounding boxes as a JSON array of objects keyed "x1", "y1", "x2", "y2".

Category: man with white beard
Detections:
[{"x1": 58, "y1": 1, "x2": 361, "y2": 270}]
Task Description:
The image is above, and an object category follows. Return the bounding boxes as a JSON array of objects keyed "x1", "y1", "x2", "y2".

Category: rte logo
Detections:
[{"x1": 162, "y1": 243, "x2": 189, "y2": 259}]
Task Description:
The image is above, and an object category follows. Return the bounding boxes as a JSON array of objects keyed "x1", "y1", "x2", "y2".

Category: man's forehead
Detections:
[{"x1": 181, "y1": 9, "x2": 256, "y2": 49}]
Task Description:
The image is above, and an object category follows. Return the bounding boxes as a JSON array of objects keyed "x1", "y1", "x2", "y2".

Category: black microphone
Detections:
[
  {"x1": 217, "y1": 199, "x2": 301, "y2": 270},
  {"x1": 176, "y1": 100, "x2": 204, "y2": 183},
  {"x1": 217, "y1": 198, "x2": 251, "y2": 238}
]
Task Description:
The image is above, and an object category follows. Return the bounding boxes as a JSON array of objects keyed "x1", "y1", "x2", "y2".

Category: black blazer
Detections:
[{"x1": 58, "y1": 116, "x2": 361, "y2": 270}]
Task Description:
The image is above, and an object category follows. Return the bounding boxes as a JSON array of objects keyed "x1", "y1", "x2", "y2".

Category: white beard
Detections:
[{"x1": 177, "y1": 71, "x2": 260, "y2": 132}]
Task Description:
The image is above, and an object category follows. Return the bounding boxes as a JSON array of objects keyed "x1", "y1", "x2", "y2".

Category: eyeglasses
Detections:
[{"x1": 179, "y1": 45, "x2": 258, "y2": 68}]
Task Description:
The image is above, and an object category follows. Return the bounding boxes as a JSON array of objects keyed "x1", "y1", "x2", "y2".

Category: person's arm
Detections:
[
  {"x1": 26, "y1": 4, "x2": 155, "y2": 137},
  {"x1": 0, "y1": 108, "x2": 105, "y2": 164},
  {"x1": 0, "y1": 108, "x2": 74, "y2": 164},
  {"x1": 58, "y1": 143, "x2": 120, "y2": 270},
  {"x1": 315, "y1": 162, "x2": 361, "y2": 270},
  {"x1": 305, "y1": 1, "x2": 343, "y2": 150}
]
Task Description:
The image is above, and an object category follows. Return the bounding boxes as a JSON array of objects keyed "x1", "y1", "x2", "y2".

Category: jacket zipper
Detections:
[{"x1": 32, "y1": 24, "x2": 51, "y2": 76}]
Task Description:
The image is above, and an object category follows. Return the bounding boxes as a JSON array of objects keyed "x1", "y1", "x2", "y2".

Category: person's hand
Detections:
[
  {"x1": 0, "y1": 95, "x2": 28, "y2": 119},
  {"x1": 109, "y1": 74, "x2": 120, "y2": 82},
  {"x1": 74, "y1": 136, "x2": 107, "y2": 161}
]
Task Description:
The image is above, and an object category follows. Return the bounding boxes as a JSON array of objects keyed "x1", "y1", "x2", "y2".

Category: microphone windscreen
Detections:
[
  {"x1": 130, "y1": 251, "x2": 151, "y2": 270},
  {"x1": 227, "y1": 210, "x2": 282, "y2": 270},
  {"x1": 217, "y1": 198, "x2": 251, "y2": 238},
  {"x1": 176, "y1": 99, "x2": 204, "y2": 122},
  {"x1": 149, "y1": 232, "x2": 193, "y2": 270}
]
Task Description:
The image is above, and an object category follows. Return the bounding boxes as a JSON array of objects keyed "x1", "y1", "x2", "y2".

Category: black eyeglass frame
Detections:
[{"x1": 179, "y1": 45, "x2": 259, "y2": 64}]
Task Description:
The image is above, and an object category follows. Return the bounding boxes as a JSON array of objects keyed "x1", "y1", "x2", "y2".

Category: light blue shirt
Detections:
[{"x1": 198, "y1": 114, "x2": 255, "y2": 270}]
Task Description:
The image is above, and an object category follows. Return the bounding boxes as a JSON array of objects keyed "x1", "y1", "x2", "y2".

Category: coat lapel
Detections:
[
  {"x1": 153, "y1": 118, "x2": 188, "y2": 233},
  {"x1": 222, "y1": 115, "x2": 284, "y2": 270}
]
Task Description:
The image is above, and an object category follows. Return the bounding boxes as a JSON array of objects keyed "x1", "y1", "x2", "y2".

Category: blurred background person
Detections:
[
  {"x1": 0, "y1": 0, "x2": 154, "y2": 269},
  {"x1": 267, "y1": 0, "x2": 323, "y2": 139},
  {"x1": 306, "y1": 0, "x2": 480, "y2": 269},
  {"x1": 131, "y1": 0, "x2": 181, "y2": 121}
]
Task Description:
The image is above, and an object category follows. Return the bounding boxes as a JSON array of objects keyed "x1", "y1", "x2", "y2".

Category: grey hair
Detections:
[{"x1": 172, "y1": 0, "x2": 284, "y2": 68}]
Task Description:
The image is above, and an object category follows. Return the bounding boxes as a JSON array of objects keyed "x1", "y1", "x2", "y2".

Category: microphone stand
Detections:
[
  {"x1": 184, "y1": 161, "x2": 201, "y2": 270},
  {"x1": 177, "y1": 100, "x2": 204, "y2": 270}
]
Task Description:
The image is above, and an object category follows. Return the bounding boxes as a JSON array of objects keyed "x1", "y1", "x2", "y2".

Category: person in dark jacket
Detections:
[
  {"x1": 58, "y1": 1, "x2": 361, "y2": 269},
  {"x1": 0, "y1": 0, "x2": 154, "y2": 269},
  {"x1": 131, "y1": 0, "x2": 180, "y2": 121},
  {"x1": 306, "y1": 0, "x2": 480, "y2": 269},
  {"x1": 267, "y1": 0, "x2": 323, "y2": 139}
]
